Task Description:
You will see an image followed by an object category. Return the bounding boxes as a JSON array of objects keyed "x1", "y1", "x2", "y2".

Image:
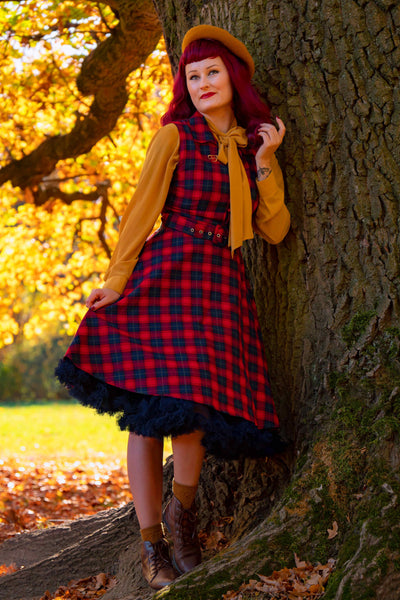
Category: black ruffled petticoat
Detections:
[{"x1": 55, "y1": 357, "x2": 286, "y2": 460}]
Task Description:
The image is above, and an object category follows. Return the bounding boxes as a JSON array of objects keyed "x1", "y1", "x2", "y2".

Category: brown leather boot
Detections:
[
  {"x1": 163, "y1": 495, "x2": 202, "y2": 574},
  {"x1": 141, "y1": 537, "x2": 178, "y2": 590}
]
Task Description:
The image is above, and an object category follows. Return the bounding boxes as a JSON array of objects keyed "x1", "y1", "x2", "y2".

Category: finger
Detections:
[
  {"x1": 275, "y1": 117, "x2": 286, "y2": 138},
  {"x1": 86, "y1": 290, "x2": 103, "y2": 309},
  {"x1": 91, "y1": 299, "x2": 105, "y2": 310},
  {"x1": 258, "y1": 130, "x2": 280, "y2": 148},
  {"x1": 258, "y1": 123, "x2": 275, "y2": 134},
  {"x1": 258, "y1": 129, "x2": 276, "y2": 144},
  {"x1": 92, "y1": 296, "x2": 115, "y2": 311}
]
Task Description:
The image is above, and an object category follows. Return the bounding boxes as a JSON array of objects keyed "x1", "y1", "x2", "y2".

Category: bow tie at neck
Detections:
[{"x1": 206, "y1": 118, "x2": 254, "y2": 254}]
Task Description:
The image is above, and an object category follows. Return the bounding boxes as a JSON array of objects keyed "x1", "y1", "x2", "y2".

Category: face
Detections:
[{"x1": 185, "y1": 56, "x2": 233, "y2": 120}]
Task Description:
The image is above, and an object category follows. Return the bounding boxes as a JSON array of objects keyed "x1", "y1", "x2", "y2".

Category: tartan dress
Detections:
[{"x1": 56, "y1": 113, "x2": 284, "y2": 458}]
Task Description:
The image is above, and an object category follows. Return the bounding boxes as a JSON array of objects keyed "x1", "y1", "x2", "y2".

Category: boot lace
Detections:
[
  {"x1": 177, "y1": 508, "x2": 197, "y2": 545},
  {"x1": 149, "y1": 540, "x2": 171, "y2": 577}
]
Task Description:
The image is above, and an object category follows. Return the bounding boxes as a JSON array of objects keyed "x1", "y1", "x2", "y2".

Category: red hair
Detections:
[{"x1": 161, "y1": 38, "x2": 272, "y2": 147}]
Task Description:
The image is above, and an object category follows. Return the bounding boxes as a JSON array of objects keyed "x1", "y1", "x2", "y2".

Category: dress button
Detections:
[
  {"x1": 216, "y1": 233, "x2": 221, "y2": 238},
  {"x1": 199, "y1": 229, "x2": 203, "y2": 234},
  {"x1": 208, "y1": 231, "x2": 212, "y2": 236},
  {"x1": 190, "y1": 228, "x2": 195, "y2": 233}
]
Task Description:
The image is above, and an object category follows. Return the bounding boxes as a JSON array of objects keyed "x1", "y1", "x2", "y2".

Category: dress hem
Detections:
[{"x1": 55, "y1": 357, "x2": 287, "y2": 460}]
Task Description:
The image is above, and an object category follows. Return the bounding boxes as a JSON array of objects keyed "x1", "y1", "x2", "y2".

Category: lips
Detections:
[{"x1": 200, "y1": 92, "x2": 216, "y2": 99}]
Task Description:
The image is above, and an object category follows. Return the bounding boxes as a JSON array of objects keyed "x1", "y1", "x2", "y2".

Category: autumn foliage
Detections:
[{"x1": 0, "y1": 1, "x2": 171, "y2": 355}]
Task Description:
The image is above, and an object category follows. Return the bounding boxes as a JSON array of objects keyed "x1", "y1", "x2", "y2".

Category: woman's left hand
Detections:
[{"x1": 255, "y1": 117, "x2": 286, "y2": 170}]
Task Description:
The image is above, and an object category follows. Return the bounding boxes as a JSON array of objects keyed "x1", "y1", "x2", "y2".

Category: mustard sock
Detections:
[
  {"x1": 173, "y1": 479, "x2": 197, "y2": 509},
  {"x1": 140, "y1": 523, "x2": 164, "y2": 544}
]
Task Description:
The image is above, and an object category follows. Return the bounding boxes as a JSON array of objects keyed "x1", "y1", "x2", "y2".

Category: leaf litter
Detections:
[
  {"x1": 0, "y1": 457, "x2": 335, "y2": 599},
  {"x1": 223, "y1": 554, "x2": 336, "y2": 600},
  {"x1": 0, "y1": 457, "x2": 131, "y2": 543},
  {"x1": 0, "y1": 456, "x2": 130, "y2": 599}
]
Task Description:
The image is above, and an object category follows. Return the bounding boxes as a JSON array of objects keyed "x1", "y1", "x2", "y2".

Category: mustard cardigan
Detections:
[{"x1": 103, "y1": 123, "x2": 290, "y2": 294}]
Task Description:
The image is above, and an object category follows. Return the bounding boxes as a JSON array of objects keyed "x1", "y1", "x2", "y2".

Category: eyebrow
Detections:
[{"x1": 186, "y1": 63, "x2": 218, "y2": 74}]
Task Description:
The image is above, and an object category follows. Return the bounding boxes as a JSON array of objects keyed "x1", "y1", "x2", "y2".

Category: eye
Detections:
[
  {"x1": 208, "y1": 69, "x2": 219, "y2": 76},
  {"x1": 189, "y1": 74, "x2": 199, "y2": 80}
]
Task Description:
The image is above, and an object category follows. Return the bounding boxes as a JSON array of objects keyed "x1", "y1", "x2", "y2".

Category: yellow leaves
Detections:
[
  {"x1": 0, "y1": 315, "x2": 19, "y2": 346},
  {"x1": 0, "y1": 4, "x2": 172, "y2": 349}
]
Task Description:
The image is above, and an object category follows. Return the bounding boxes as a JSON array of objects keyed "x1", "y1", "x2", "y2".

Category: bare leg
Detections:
[
  {"x1": 127, "y1": 433, "x2": 164, "y2": 529},
  {"x1": 172, "y1": 430, "x2": 205, "y2": 486}
]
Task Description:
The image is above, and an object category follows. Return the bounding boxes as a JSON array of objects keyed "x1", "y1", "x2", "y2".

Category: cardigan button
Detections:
[
  {"x1": 199, "y1": 229, "x2": 204, "y2": 234},
  {"x1": 207, "y1": 231, "x2": 212, "y2": 236},
  {"x1": 190, "y1": 228, "x2": 195, "y2": 233}
]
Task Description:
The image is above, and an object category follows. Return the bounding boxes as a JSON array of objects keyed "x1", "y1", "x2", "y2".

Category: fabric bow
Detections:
[{"x1": 207, "y1": 119, "x2": 254, "y2": 254}]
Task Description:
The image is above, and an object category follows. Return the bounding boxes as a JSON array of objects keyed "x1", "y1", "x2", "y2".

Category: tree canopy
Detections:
[{"x1": 0, "y1": 1, "x2": 170, "y2": 349}]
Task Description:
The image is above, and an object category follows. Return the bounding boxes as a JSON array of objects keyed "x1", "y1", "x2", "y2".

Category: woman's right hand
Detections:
[{"x1": 86, "y1": 287, "x2": 121, "y2": 310}]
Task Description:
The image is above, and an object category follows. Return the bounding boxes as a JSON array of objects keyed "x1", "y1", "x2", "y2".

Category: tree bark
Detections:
[
  {"x1": 154, "y1": 1, "x2": 400, "y2": 599},
  {"x1": 1, "y1": 1, "x2": 400, "y2": 599}
]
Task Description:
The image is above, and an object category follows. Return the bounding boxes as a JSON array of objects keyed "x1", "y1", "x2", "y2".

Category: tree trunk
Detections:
[
  {"x1": 1, "y1": 1, "x2": 399, "y2": 599},
  {"x1": 0, "y1": 455, "x2": 289, "y2": 600},
  {"x1": 153, "y1": 1, "x2": 400, "y2": 598}
]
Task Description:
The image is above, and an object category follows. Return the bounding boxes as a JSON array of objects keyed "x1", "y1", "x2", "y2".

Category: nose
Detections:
[{"x1": 199, "y1": 74, "x2": 209, "y2": 88}]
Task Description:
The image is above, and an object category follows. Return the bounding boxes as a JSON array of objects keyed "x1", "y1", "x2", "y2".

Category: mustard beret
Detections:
[{"x1": 181, "y1": 24, "x2": 255, "y2": 77}]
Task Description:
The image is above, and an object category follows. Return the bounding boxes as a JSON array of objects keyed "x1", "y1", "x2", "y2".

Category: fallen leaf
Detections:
[
  {"x1": 327, "y1": 520, "x2": 339, "y2": 539},
  {"x1": 0, "y1": 563, "x2": 18, "y2": 576},
  {"x1": 223, "y1": 558, "x2": 336, "y2": 600},
  {"x1": 204, "y1": 529, "x2": 226, "y2": 550},
  {"x1": 294, "y1": 552, "x2": 308, "y2": 568},
  {"x1": 95, "y1": 573, "x2": 107, "y2": 589}
]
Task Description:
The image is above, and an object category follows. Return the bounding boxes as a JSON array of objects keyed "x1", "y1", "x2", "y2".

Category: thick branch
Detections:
[
  {"x1": 0, "y1": 0, "x2": 162, "y2": 196},
  {"x1": 33, "y1": 179, "x2": 115, "y2": 257}
]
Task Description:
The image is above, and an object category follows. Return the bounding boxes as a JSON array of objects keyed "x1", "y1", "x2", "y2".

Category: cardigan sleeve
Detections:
[
  {"x1": 253, "y1": 154, "x2": 290, "y2": 244},
  {"x1": 103, "y1": 124, "x2": 180, "y2": 294}
]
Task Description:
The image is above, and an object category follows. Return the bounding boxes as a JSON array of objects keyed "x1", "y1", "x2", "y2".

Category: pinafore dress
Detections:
[{"x1": 56, "y1": 113, "x2": 284, "y2": 459}]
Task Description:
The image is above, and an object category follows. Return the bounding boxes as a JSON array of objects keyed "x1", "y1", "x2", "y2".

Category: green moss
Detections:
[
  {"x1": 328, "y1": 370, "x2": 347, "y2": 391},
  {"x1": 155, "y1": 566, "x2": 244, "y2": 600},
  {"x1": 387, "y1": 528, "x2": 400, "y2": 552},
  {"x1": 375, "y1": 552, "x2": 389, "y2": 576},
  {"x1": 341, "y1": 578, "x2": 352, "y2": 600},
  {"x1": 162, "y1": 326, "x2": 400, "y2": 600},
  {"x1": 323, "y1": 571, "x2": 344, "y2": 599},
  {"x1": 281, "y1": 480, "x2": 302, "y2": 506},
  {"x1": 336, "y1": 532, "x2": 361, "y2": 564},
  {"x1": 341, "y1": 310, "x2": 376, "y2": 347}
]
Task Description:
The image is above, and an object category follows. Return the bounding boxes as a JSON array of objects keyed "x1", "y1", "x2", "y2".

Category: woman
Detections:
[{"x1": 56, "y1": 24, "x2": 290, "y2": 590}]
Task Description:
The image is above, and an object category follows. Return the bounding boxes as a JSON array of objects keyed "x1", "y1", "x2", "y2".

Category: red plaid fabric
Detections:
[{"x1": 65, "y1": 112, "x2": 279, "y2": 430}]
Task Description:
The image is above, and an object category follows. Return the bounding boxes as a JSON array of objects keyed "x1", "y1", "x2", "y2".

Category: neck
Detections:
[{"x1": 200, "y1": 108, "x2": 235, "y2": 133}]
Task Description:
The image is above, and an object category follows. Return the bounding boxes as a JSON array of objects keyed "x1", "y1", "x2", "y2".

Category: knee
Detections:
[{"x1": 129, "y1": 432, "x2": 163, "y2": 449}]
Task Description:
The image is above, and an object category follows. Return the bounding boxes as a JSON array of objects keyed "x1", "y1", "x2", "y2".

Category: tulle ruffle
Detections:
[{"x1": 55, "y1": 357, "x2": 286, "y2": 459}]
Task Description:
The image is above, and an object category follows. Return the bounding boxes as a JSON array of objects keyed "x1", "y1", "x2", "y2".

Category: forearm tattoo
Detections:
[{"x1": 257, "y1": 166, "x2": 272, "y2": 181}]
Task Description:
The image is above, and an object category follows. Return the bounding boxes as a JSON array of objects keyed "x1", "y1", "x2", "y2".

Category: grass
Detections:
[{"x1": 0, "y1": 401, "x2": 172, "y2": 462}]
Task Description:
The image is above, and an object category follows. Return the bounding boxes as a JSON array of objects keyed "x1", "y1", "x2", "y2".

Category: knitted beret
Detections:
[{"x1": 181, "y1": 24, "x2": 255, "y2": 77}]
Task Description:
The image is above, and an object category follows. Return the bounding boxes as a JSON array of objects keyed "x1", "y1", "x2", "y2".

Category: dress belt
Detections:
[{"x1": 161, "y1": 212, "x2": 229, "y2": 247}]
